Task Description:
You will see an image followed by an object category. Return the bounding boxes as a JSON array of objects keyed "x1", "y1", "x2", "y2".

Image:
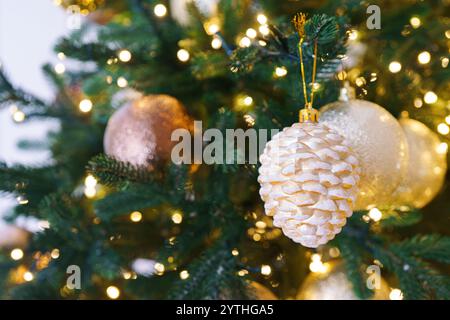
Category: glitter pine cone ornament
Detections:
[
  {"x1": 258, "y1": 15, "x2": 361, "y2": 248},
  {"x1": 258, "y1": 108, "x2": 361, "y2": 248},
  {"x1": 103, "y1": 94, "x2": 192, "y2": 168}
]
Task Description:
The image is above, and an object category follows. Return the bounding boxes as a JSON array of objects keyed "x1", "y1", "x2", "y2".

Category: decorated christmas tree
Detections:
[{"x1": 0, "y1": 0, "x2": 449, "y2": 300}]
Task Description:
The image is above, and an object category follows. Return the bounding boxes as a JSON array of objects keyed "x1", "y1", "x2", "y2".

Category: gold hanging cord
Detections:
[{"x1": 293, "y1": 13, "x2": 319, "y2": 123}]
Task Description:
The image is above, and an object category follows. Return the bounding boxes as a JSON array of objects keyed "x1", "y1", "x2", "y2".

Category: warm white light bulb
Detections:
[
  {"x1": 106, "y1": 286, "x2": 120, "y2": 299},
  {"x1": 388, "y1": 61, "x2": 402, "y2": 73},
  {"x1": 259, "y1": 25, "x2": 270, "y2": 36},
  {"x1": 243, "y1": 96, "x2": 253, "y2": 106},
  {"x1": 246, "y1": 28, "x2": 257, "y2": 39},
  {"x1": 10, "y1": 248, "x2": 24, "y2": 260},
  {"x1": 437, "y1": 142, "x2": 448, "y2": 154},
  {"x1": 177, "y1": 49, "x2": 190, "y2": 62},
  {"x1": 414, "y1": 98, "x2": 423, "y2": 108},
  {"x1": 84, "y1": 187, "x2": 96, "y2": 198},
  {"x1": 417, "y1": 51, "x2": 431, "y2": 64},
  {"x1": 275, "y1": 66, "x2": 287, "y2": 77},
  {"x1": 130, "y1": 211, "x2": 143, "y2": 222},
  {"x1": 437, "y1": 123, "x2": 449, "y2": 135},
  {"x1": 23, "y1": 271, "x2": 34, "y2": 282},
  {"x1": 117, "y1": 77, "x2": 128, "y2": 88},
  {"x1": 84, "y1": 174, "x2": 97, "y2": 188},
  {"x1": 239, "y1": 36, "x2": 251, "y2": 48},
  {"x1": 54, "y1": 63, "x2": 66, "y2": 74},
  {"x1": 154, "y1": 4, "x2": 167, "y2": 17},
  {"x1": 348, "y1": 29, "x2": 358, "y2": 40},
  {"x1": 261, "y1": 265, "x2": 272, "y2": 276},
  {"x1": 179, "y1": 270, "x2": 190, "y2": 280},
  {"x1": 206, "y1": 23, "x2": 219, "y2": 35},
  {"x1": 172, "y1": 212, "x2": 183, "y2": 224},
  {"x1": 211, "y1": 37, "x2": 222, "y2": 49},
  {"x1": 118, "y1": 49, "x2": 132, "y2": 62},
  {"x1": 12, "y1": 110, "x2": 25, "y2": 123},
  {"x1": 389, "y1": 288, "x2": 404, "y2": 300},
  {"x1": 368, "y1": 208, "x2": 382, "y2": 222},
  {"x1": 257, "y1": 14, "x2": 267, "y2": 25},
  {"x1": 79, "y1": 99, "x2": 93, "y2": 113},
  {"x1": 424, "y1": 91, "x2": 438, "y2": 104},
  {"x1": 410, "y1": 17, "x2": 421, "y2": 29}
]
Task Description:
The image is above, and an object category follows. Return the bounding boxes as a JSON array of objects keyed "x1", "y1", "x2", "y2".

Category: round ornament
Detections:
[
  {"x1": 297, "y1": 261, "x2": 390, "y2": 300},
  {"x1": 258, "y1": 120, "x2": 360, "y2": 248},
  {"x1": 393, "y1": 118, "x2": 447, "y2": 208},
  {"x1": 103, "y1": 94, "x2": 192, "y2": 168},
  {"x1": 320, "y1": 87, "x2": 408, "y2": 210},
  {"x1": 248, "y1": 281, "x2": 277, "y2": 300},
  {"x1": 0, "y1": 222, "x2": 29, "y2": 248}
]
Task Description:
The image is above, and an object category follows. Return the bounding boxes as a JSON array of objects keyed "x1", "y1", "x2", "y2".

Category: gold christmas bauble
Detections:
[
  {"x1": 321, "y1": 94, "x2": 408, "y2": 210},
  {"x1": 103, "y1": 94, "x2": 192, "y2": 168},
  {"x1": 297, "y1": 261, "x2": 390, "y2": 300},
  {"x1": 393, "y1": 118, "x2": 447, "y2": 208},
  {"x1": 248, "y1": 281, "x2": 277, "y2": 300},
  {"x1": 258, "y1": 122, "x2": 361, "y2": 248}
]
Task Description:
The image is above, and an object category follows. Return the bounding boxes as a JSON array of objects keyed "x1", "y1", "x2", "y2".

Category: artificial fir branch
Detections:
[
  {"x1": 87, "y1": 154, "x2": 155, "y2": 185},
  {"x1": 0, "y1": 70, "x2": 47, "y2": 109}
]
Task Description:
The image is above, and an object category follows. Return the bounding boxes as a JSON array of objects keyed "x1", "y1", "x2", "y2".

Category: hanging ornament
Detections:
[
  {"x1": 258, "y1": 14, "x2": 361, "y2": 248},
  {"x1": 320, "y1": 83, "x2": 409, "y2": 210},
  {"x1": 170, "y1": 0, "x2": 218, "y2": 26},
  {"x1": 0, "y1": 221, "x2": 29, "y2": 248},
  {"x1": 248, "y1": 281, "x2": 277, "y2": 300},
  {"x1": 393, "y1": 118, "x2": 447, "y2": 208},
  {"x1": 297, "y1": 261, "x2": 390, "y2": 300},
  {"x1": 103, "y1": 94, "x2": 192, "y2": 168}
]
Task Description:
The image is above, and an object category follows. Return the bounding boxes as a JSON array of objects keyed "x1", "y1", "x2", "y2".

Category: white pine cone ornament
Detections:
[{"x1": 258, "y1": 122, "x2": 361, "y2": 248}]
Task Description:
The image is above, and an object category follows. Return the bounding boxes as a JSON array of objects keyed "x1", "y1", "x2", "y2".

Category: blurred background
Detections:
[{"x1": 0, "y1": 0, "x2": 66, "y2": 220}]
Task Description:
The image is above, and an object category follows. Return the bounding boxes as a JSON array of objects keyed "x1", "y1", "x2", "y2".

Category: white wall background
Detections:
[{"x1": 0, "y1": 0, "x2": 68, "y2": 218}]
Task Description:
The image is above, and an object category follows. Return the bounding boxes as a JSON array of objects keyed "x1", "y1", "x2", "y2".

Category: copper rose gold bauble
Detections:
[
  {"x1": 0, "y1": 222, "x2": 29, "y2": 248},
  {"x1": 103, "y1": 94, "x2": 192, "y2": 168}
]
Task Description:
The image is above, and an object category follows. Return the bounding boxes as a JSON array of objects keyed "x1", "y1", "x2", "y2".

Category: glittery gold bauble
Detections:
[
  {"x1": 297, "y1": 261, "x2": 390, "y2": 300},
  {"x1": 103, "y1": 94, "x2": 192, "y2": 168},
  {"x1": 321, "y1": 91, "x2": 408, "y2": 210},
  {"x1": 249, "y1": 281, "x2": 278, "y2": 300},
  {"x1": 393, "y1": 118, "x2": 447, "y2": 208},
  {"x1": 258, "y1": 122, "x2": 360, "y2": 248}
]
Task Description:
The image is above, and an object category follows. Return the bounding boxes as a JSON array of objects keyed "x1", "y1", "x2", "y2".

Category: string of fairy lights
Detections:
[{"x1": 6, "y1": 2, "x2": 449, "y2": 300}]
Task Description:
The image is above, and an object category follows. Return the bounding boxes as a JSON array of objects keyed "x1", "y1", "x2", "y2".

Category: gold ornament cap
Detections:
[
  {"x1": 339, "y1": 81, "x2": 356, "y2": 101},
  {"x1": 299, "y1": 105, "x2": 319, "y2": 123}
]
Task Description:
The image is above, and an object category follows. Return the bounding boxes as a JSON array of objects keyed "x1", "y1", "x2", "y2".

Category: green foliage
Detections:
[
  {"x1": 87, "y1": 154, "x2": 155, "y2": 186},
  {"x1": 379, "y1": 208, "x2": 423, "y2": 229},
  {"x1": 168, "y1": 231, "x2": 248, "y2": 299}
]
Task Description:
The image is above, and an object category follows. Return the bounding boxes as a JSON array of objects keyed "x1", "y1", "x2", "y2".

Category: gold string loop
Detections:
[{"x1": 292, "y1": 13, "x2": 320, "y2": 123}]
